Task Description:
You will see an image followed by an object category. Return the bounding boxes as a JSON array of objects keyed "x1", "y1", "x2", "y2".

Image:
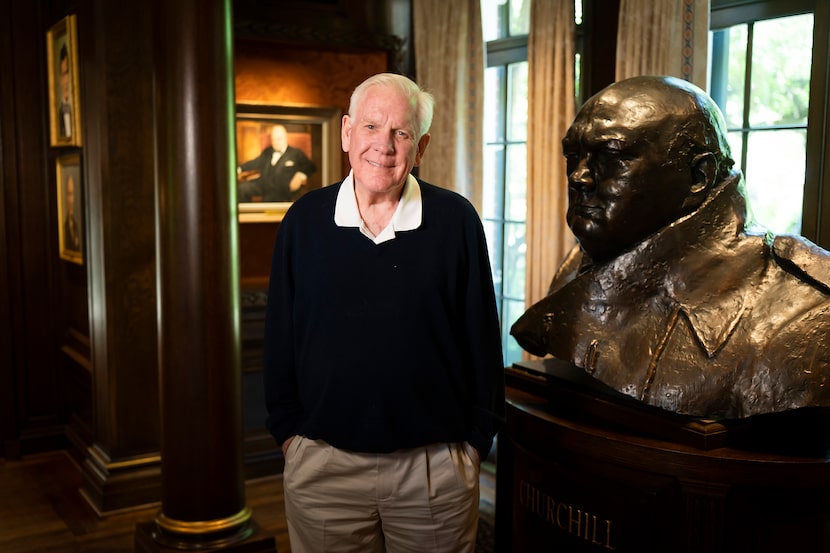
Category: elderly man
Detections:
[
  {"x1": 511, "y1": 75, "x2": 830, "y2": 419},
  {"x1": 264, "y1": 73, "x2": 504, "y2": 552}
]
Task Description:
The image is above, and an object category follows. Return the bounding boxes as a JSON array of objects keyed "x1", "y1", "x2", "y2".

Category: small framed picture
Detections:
[
  {"x1": 235, "y1": 104, "x2": 341, "y2": 222},
  {"x1": 56, "y1": 153, "x2": 83, "y2": 264},
  {"x1": 46, "y1": 15, "x2": 82, "y2": 147}
]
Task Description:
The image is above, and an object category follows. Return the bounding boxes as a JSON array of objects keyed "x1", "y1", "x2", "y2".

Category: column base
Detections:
[{"x1": 134, "y1": 520, "x2": 277, "y2": 552}]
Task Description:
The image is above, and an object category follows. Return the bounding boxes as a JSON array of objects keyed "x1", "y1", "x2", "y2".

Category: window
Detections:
[
  {"x1": 710, "y1": 2, "x2": 814, "y2": 236},
  {"x1": 481, "y1": 0, "x2": 529, "y2": 366},
  {"x1": 710, "y1": 0, "x2": 830, "y2": 249},
  {"x1": 481, "y1": 0, "x2": 584, "y2": 365}
]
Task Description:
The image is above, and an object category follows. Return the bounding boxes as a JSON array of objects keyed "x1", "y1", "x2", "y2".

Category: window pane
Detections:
[
  {"x1": 484, "y1": 66, "x2": 505, "y2": 143},
  {"x1": 726, "y1": 129, "x2": 744, "y2": 169},
  {"x1": 502, "y1": 298, "x2": 526, "y2": 366},
  {"x1": 507, "y1": 62, "x2": 528, "y2": 141},
  {"x1": 484, "y1": 219, "x2": 504, "y2": 298},
  {"x1": 714, "y1": 24, "x2": 747, "y2": 129},
  {"x1": 749, "y1": 14, "x2": 813, "y2": 128},
  {"x1": 481, "y1": 0, "x2": 507, "y2": 41},
  {"x1": 505, "y1": 143, "x2": 527, "y2": 221},
  {"x1": 482, "y1": 144, "x2": 505, "y2": 221},
  {"x1": 483, "y1": 1, "x2": 533, "y2": 366},
  {"x1": 503, "y1": 222, "x2": 526, "y2": 300},
  {"x1": 744, "y1": 129, "x2": 806, "y2": 235},
  {"x1": 509, "y1": 0, "x2": 530, "y2": 36}
]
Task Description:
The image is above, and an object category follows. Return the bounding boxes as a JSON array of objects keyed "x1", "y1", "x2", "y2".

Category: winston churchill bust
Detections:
[{"x1": 511, "y1": 75, "x2": 830, "y2": 419}]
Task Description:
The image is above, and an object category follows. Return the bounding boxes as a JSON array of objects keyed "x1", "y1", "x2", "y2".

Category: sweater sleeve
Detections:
[
  {"x1": 461, "y1": 204, "x2": 506, "y2": 460},
  {"x1": 262, "y1": 208, "x2": 302, "y2": 446}
]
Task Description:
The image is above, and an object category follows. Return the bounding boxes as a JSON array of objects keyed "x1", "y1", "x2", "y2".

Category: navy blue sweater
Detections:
[{"x1": 263, "y1": 179, "x2": 505, "y2": 459}]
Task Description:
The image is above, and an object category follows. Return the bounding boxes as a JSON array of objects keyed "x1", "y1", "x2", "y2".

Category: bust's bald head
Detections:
[{"x1": 562, "y1": 75, "x2": 736, "y2": 262}]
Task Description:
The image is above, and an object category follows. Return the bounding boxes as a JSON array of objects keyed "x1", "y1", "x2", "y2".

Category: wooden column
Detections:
[{"x1": 135, "y1": 0, "x2": 274, "y2": 550}]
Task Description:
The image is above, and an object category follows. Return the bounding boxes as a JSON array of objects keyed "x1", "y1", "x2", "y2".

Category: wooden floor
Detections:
[{"x1": 0, "y1": 450, "x2": 496, "y2": 553}]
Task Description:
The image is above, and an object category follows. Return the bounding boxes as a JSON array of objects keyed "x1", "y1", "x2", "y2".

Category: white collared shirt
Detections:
[{"x1": 333, "y1": 170, "x2": 422, "y2": 244}]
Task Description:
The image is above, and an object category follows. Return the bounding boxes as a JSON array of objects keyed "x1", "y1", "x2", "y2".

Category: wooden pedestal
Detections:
[{"x1": 495, "y1": 360, "x2": 830, "y2": 553}]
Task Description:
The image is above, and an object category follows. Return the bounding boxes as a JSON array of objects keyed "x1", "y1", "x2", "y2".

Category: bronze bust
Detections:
[{"x1": 511, "y1": 75, "x2": 830, "y2": 419}]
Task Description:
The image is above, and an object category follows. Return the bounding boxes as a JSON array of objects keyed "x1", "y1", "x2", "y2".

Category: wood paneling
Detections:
[
  {"x1": 0, "y1": 0, "x2": 67, "y2": 459},
  {"x1": 233, "y1": 0, "x2": 410, "y2": 73},
  {"x1": 75, "y1": 0, "x2": 161, "y2": 513},
  {"x1": 239, "y1": 222, "x2": 278, "y2": 289}
]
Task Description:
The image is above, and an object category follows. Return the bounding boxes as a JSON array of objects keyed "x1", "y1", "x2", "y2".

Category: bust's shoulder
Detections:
[{"x1": 771, "y1": 234, "x2": 830, "y2": 294}]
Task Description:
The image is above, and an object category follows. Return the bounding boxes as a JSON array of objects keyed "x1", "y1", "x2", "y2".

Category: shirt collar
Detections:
[{"x1": 334, "y1": 170, "x2": 422, "y2": 244}]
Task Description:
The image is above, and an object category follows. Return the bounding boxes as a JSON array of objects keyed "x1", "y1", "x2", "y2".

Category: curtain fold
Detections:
[
  {"x1": 413, "y1": 0, "x2": 485, "y2": 211},
  {"x1": 616, "y1": 0, "x2": 710, "y2": 88},
  {"x1": 526, "y1": 0, "x2": 576, "y2": 306}
]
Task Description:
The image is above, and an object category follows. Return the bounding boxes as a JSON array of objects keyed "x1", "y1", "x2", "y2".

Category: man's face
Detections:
[
  {"x1": 341, "y1": 85, "x2": 429, "y2": 196},
  {"x1": 562, "y1": 88, "x2": 693, "y2": 263},
  {"x1": 270, "y1": 126, "x2": 288, "y2": 153}
]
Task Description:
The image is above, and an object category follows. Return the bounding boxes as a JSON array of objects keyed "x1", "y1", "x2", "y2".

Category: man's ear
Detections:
[
  {"x1": 413, "y1": 133, "x2": 431, "y2": 166},
  {"x1": 682, "y1": 152, "x2": 716, "y2": 211},
  {"x1": 341, "y1": 115, "x2": 351, "y2": 153}
]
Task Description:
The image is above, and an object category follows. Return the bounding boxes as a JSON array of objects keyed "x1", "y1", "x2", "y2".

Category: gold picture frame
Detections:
[
  {"x1": 46, "y1": 15, "x2": 82, "y2": 147},
  {"x1": 235, "y1": 105, "x2": 341, "y2": 223},
  {"x1": 56, "y1": 153, "x2": 83, "y2": 264}
]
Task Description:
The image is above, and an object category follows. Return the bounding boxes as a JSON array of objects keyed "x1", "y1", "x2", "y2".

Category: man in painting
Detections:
[
  {"x1": 58, "y1": 44, "x2": 72, "y2": 138},
  {"x1": 237, "y1": 124, "x2": 316, "y2": 202},
  {"x1": 510, "y1": 75, "x2": 830, "y2": 420},
  {"x1": 63, "y1": 174, "x2": 81, "y2": 252},
  {"x1": 263, "y1": 73, "x2": 504, "y2": 552}
]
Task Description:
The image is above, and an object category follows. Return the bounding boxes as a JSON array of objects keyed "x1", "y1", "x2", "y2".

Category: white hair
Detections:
[{"x1": 348, "y1": 73, "x2": 435, "y2": 140}]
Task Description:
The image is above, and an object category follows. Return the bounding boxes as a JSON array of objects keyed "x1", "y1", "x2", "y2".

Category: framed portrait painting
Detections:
[
  {"x1": 235, "y1": 104, "x2": 341, "y2": 222},
  {"x1": 46, "y1": 15, "x2": 82, "y2": 147},
  {"x1": 56, "y1": 153, "x2": 83, "y2": 264}
]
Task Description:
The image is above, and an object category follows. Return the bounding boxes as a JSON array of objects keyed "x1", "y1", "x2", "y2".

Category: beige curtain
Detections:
[
  {"x1": 525, "y1": 0, "x2": 576, "y2": 306},
  {"x1": 413, "y1": 0, "x2": 485, "y2": 211},
  {"x1": 616, "y1": 0, "x2": 710, "y2": 88}
]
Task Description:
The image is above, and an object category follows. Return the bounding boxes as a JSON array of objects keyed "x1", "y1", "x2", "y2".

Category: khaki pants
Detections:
[{"x1": 283, "y1": 438, "x2": 480, "y2": 553}]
